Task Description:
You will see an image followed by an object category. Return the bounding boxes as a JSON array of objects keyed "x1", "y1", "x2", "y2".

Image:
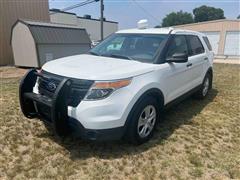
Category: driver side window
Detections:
[{"x1": 166, "y1": 35, "x2": 188, "y2": 59}]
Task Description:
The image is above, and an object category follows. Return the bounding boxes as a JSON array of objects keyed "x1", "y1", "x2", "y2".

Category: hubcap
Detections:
[
  {"x1": 203, "y1": 77, "x2": 209, "y2": 96},
  {"x1": 137, "y1": 105, "x2": 156, "y2": 138}
]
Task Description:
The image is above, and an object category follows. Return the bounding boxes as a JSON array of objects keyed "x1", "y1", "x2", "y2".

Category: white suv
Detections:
[{"x1": 19, "y1": 25, "x2": 213, "y2": 144}]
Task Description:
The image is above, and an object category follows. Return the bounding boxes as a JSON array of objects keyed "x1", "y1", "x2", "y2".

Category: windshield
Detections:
[{"x1": 89, "y1": 33, "x2": 168, "y2": 63}]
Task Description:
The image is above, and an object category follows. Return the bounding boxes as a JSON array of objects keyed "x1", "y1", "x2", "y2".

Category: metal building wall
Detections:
[
  {"x1": 78, "y1": 18, "x2": 118, "y2": 41},
  {"x1": 174, "y1": 20, "x2": 240, "y2": 56},
  {"x1": 0, "y1": 0, "x2": 50, "y2": 66},
  {"x1": 49, "y1": 11, "x2": 119, "y2": 42},
  {"x1": 50, "y1": 12, "x2": 78, "y2": 26}
]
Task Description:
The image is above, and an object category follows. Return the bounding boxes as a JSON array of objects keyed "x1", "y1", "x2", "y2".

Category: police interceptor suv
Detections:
[{"x1": 20, "y1": 21, "x2": 214, "y2": 144}]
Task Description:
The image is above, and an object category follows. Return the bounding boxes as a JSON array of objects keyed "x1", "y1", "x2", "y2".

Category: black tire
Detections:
[
  {"x1": 194, "y1": 72, "x2": 212, "y2": 99},
  {"x1": 124, "y1": 96, "x2": 160, "y2": 145}
]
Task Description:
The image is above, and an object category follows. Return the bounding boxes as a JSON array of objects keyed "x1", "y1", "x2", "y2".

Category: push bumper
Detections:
[{"x1": 19, "y1": 69, "x2": 125, "y2": 141}]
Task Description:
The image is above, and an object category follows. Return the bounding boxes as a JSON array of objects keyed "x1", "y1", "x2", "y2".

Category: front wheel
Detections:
[{"x1": 125, "y1": 96, "x2": 160, "y2": 145}]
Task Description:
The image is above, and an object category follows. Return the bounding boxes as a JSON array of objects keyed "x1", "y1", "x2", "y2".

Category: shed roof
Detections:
[{"x1": 11, "y1": 19, "x2": 91, "y2": 44}]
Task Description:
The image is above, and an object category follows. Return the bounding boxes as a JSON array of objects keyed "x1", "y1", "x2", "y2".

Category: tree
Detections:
[
  {"x1": 161, "y1": 11, "x2": 194, "y2": 27},
  {"x1": 237, "y1": 15, "x2": 240, "y2": 19},
  {"x1": 193, "y1": 5, "x2": 225, "y2": 22}
]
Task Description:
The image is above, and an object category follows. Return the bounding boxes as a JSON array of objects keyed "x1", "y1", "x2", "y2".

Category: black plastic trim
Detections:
[
  {"x1": 206, "y1": 67, "x2": 213, "y2": 89},
  {"x1": 68, "y1": 118, "x2": 124, "y2": 141},
  {"x1": 155, "y1": 34, "x2": 175, "y2": 64},
  {"x1": 39, "y1": 70, "x2": 93, "y2": 107},
  {"x1": 19, "y1": 69, "x2": 38, "y2": 118},
  {"x1": 24, "y1": 93, "x2": 52, "y2": 107},
  {"x1": 51, "y1": 78, "x2": 72, "y2": 136}
]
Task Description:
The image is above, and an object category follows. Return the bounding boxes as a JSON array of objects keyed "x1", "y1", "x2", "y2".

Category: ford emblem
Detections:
[{"x1": 47, "y1": 81, "x2": 57, "y2": 91}]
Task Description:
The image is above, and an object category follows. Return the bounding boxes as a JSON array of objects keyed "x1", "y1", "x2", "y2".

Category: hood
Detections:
[{"x1": 42, "y1": 54, "x2": 157, "y2": 80}]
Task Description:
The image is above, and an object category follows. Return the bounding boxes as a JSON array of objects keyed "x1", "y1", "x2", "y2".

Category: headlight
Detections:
[{"x1": 84, "y1": 78, "x2": 132, "y2": 100}]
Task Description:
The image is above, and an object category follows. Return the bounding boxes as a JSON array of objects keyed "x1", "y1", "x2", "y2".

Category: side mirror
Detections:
[{"x1": 166, "y1": 52, "x2": 188, "y2": 63}]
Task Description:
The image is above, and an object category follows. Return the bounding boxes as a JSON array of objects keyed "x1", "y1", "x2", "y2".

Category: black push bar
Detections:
[{"x1": 19, "y1": 69, "x2": 72, "y2": 136}]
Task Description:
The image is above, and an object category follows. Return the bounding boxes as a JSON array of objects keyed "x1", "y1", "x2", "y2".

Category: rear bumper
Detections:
[{"x1": 19, "y1": 69, "x2": 125, "y2": 141}]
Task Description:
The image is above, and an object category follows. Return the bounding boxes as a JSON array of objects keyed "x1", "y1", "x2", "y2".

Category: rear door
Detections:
[{"x1": 186, "y1": 35, "x2": 207, "y2": 88}]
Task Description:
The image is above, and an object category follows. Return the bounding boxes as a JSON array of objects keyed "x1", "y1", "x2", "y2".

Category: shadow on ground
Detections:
[{"x1": 38, "y1": 89, "x2": 218, "y2": 160}]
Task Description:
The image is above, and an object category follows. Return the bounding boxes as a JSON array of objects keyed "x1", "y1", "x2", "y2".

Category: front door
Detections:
[{"x1": 162, "y1": 35, "x2": 192, "y2": 103}]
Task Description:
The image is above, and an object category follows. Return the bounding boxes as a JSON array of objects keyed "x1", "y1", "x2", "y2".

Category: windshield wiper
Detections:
[
  {"x1": 89, "y1": 52, "x2": 133, "y2": 60},
  {"x1": 102, "y1": 54, "x2": 133, "y2": 60},
  {"x1": 88, "y1": 51, "x2": 99, "y2": 56}
]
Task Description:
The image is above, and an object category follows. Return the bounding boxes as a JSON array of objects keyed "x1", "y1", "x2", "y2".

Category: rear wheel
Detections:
[
  {"x1": 194, "y1": 72, "x2": 212, "y2": 99},
  {"x1": 125, "y1": 96, "x2": 160, "y2": 144}
]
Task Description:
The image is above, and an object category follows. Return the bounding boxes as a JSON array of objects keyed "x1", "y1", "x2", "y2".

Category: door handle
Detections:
[
  {"x1": 204, "y1": 57, "x2": 208, "y2": 61},
  {"x1": 186, "y1": 63, "x2": 192, "y2": 67}
]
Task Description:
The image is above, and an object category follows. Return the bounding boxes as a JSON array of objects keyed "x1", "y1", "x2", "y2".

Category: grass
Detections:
[{"x1": 0, "y1": 63, "x2": 239, "y2": 179}]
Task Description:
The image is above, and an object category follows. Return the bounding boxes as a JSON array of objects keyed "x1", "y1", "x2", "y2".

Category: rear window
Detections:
[
  {"x1": 187, "y1": 35, "x2": 205, "y2": 56},
  {"x1": 203, "y1": 36, "x2": 212, "y2": 51}
]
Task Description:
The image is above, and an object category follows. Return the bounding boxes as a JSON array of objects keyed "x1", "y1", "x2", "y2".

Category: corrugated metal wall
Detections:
[
  {"x1": 49, "y1": 11, "x2": 119, "y2": 42},
  {"x1": 0, "y1": 0, "x2": 50, "y2": 66},
  {"x1": 174, "y1": 20, "x2": 240, "y2": 55}
]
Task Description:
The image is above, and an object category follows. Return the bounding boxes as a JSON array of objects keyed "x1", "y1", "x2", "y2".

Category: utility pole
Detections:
[{"x1": 100, "y1": 0, "x2": 104, "y2": 41}]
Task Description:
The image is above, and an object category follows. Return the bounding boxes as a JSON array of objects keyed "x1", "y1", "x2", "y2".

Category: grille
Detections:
[{"x1": 38, "y1": 71, "x2": 94, "y2": 107}]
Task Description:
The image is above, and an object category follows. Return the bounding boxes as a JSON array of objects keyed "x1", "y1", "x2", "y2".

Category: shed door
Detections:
[
  {"x1": 202, "y1": 32, "x2": 220, "y2": 55},
  {"x1": 224, "y1": 31, "x2": 240, "y2": 56}
]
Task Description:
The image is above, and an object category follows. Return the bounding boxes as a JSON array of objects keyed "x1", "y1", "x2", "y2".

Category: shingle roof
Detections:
[{"x1": 12, "y1": 19, "x2": 91, "y2": 44}]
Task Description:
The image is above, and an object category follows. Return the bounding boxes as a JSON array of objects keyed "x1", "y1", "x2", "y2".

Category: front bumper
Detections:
[
  {"x1": 68, "y1": 118, "x2": 124, "y2": 141},
  {"x1": 19, "y1": 69, "x2": 125, "y2": 141}
]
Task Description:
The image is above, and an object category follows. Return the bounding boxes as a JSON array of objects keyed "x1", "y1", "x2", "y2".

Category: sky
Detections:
[{"x1": 49, "y1": 0, "x2": 240, "y2": 29}]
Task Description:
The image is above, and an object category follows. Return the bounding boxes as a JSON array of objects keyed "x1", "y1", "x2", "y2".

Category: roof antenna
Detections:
[{"x1": 138, "y1": 19, "x2": 148, "y2": 29}]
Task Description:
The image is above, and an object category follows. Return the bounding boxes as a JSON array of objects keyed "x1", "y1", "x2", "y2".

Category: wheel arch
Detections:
[
  {"x1": 123, "y1": 88, "x2": 164, "y2": 129},
  {"x1": 137, "y1": 88, "x2": 165, "y2": 109},
  {"x1": 207, "y1": 67, "x2": 213, "y2": 76},
  {"x1": 206, "y1": 67, "x2": 213, "y2": 89}
]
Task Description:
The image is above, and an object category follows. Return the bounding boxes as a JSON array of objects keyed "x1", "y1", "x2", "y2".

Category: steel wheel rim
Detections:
[
  {"x1": 203, "y1": 77, "x2": 209, "y2": 96},
  {"x1": 137, "y1": 105, "x2": 156, "y2": 138}
]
